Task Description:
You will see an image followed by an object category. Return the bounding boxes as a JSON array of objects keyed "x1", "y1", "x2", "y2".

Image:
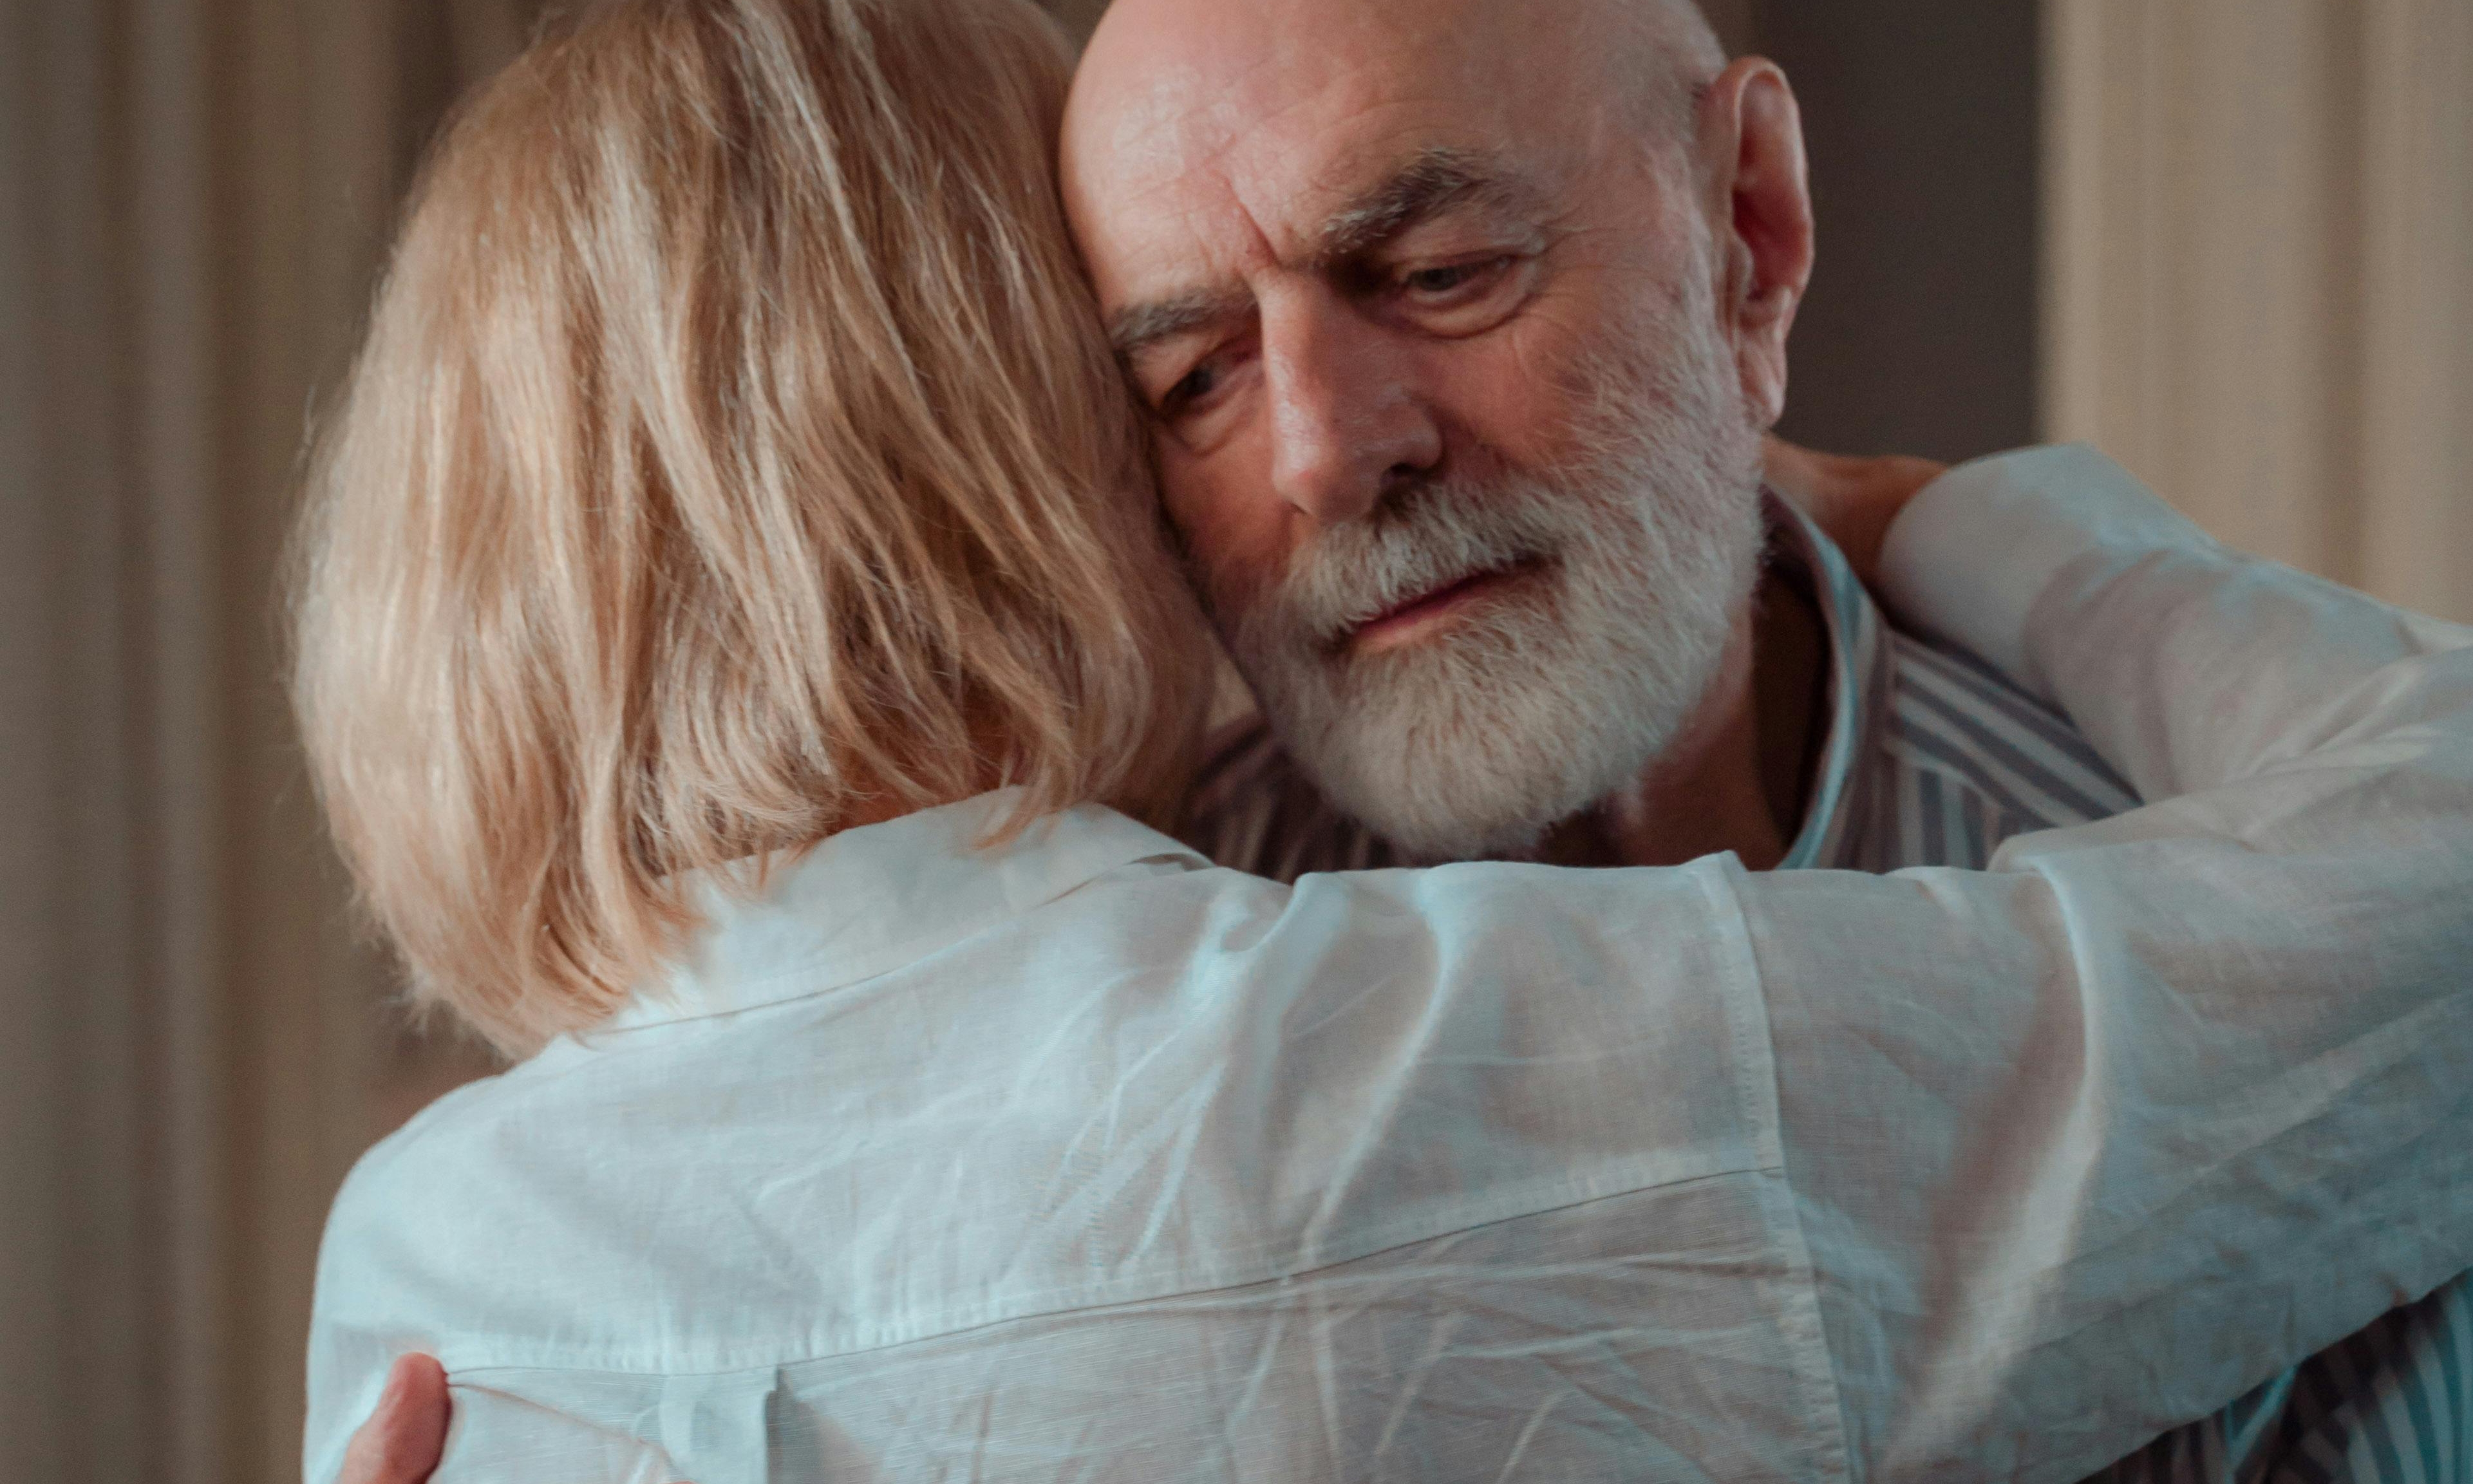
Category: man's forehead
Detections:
[
  {"x1": 1067, "y1": 0, "x2": 1463, "y2": 156},
  {"x1": 1098, "y1": 126, "x2": 1506, "y2": 264},
  {"x1": 1064, "y1": 19, "x2": 1555, "y2": 310}
]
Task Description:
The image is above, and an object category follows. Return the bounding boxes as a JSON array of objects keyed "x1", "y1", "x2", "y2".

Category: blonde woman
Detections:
[{"x1": 297, "y1": 0, "x2": 2473, "y2": 1479}]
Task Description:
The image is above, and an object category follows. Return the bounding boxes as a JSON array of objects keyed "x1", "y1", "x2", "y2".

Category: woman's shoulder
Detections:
[
  {"x1": 310, "y1": 1037, "x2": 704, "y2": 1363},
  {"x1": 328, "y1": 1036, "x2": 599, "y2": 1217}
]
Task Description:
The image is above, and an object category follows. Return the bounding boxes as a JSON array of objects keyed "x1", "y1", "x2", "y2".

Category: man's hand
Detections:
[
  {"x1": 1763, "y1": 436, "x2": 1948, "y2": 587},
  {"x1": 338, "y1": 1353, "x2": 450, "y2": 1484}
]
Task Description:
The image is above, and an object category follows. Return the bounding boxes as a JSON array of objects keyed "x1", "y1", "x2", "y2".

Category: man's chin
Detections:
[
  {"x1": 1324, "y1": 773, "x2": 1592, "y2": 866},
  {"x1": 1288, "y1": 692, "x2": 1667, "y2": 865}
]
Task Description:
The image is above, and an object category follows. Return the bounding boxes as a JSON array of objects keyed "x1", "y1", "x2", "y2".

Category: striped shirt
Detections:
[{"x1": 1181, "y1": 495, "x2": 2472, "y2": 1484}]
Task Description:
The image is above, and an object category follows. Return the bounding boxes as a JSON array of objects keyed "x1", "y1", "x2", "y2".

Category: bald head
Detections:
[{"x1": 1071, "y1": 0, "x2": 1725, "y2": 164}]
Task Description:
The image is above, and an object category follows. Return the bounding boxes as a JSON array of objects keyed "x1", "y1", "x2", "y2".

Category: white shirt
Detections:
[{"x1": 304, "y1": 448, "x2": 2473, "y2": 1484}]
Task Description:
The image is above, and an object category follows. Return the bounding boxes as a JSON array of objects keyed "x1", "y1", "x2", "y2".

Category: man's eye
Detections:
[
  {"x1": 1404, "y1": 265, "x2": 1479, "y2": 294},
  {"x1": 1163, "y1": 361, "x2": 1221, "y2": 413},
  {"x1": 1400, "y1": 258, "x2": 1510, "y2": 297}
]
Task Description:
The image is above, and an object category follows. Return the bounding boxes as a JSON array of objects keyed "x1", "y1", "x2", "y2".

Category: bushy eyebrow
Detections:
[
  {"x1": 1108, "y1": 289, "x2": 1252, "y2": 362},
  {"x1": 1311, "y1": 147, "x2": 1537, "y2": 263},
  {"x1": 1107, "y1": 148, "x2": 1540, "y2": 364}
]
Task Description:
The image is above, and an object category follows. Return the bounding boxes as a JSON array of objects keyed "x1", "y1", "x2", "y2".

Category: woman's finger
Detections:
[{"x1": 337, "y1": 1353, "x2": 451, "y2": 1484}]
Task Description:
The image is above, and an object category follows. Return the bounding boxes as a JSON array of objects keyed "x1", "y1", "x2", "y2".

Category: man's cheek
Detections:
[
  {"x1": 1426, "y1": 326, "x2": 1597, "y2": 469},
  {"x1": 1162, "y1": 482, "x2": 1275, "y2": 603}
]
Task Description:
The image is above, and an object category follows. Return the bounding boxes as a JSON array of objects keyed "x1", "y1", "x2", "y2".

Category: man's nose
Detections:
[{"x1": 1261, "y1": 296, "x2": 1441, "y2": 526}]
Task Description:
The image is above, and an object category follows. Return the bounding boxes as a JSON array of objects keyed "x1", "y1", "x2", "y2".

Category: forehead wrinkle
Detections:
[
  {"x1": 1309, "y1": 146, "x2": 1538, "y2": 263},
  {"x1": 1074, "y1": 19, "x2": 1570, "y2": 355},
  {"x1": 1100, "y1": 166, "x2": 1283, "y2": 362}
]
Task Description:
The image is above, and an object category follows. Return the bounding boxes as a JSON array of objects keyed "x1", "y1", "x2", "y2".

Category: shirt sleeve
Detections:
[
  {"x1": 1879, "y1": 443, "x2": 2473, "y2": 805},
  {"x1": 1760, "y1": 444, "x2": 2473, "y2": 1479}
]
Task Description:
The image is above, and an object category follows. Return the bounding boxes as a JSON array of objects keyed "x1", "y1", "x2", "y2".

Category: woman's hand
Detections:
[
  {"x1": 1762, "y1": 436, "x2": 1948, "y2": 588},
  {"x1": 338, "y1": 1354, "x2": 449, "y2": 1484},
  {"x1": 334, "y1": 1355, "x2": 697, "y2": 1484}
]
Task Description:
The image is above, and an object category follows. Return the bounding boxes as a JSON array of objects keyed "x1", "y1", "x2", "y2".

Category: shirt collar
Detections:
[
  {"x1": 1765, "y1": 493, "x2": 1894, "y2": 872},
  {"x1": 599, "y1": 792, "x2": 1207, "y2": 1033}
]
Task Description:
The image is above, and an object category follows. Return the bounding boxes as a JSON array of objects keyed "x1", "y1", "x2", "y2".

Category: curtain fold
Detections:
[
  {"x1": 2043, "y1": 0, "x2": 2473, "y2": 623},
  {"x1": 2, "y1": 3, "x2": 541, "y2": 1478}
]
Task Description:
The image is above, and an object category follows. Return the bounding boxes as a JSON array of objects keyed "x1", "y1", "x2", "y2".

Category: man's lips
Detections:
[{"x1": 1344, "y1": 558, "x2": 1543, "y2": 654}]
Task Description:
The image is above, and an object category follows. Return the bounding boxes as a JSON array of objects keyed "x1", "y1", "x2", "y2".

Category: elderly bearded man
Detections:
[
  {"x1": 326, "y1": 0, "x2": 2473, "y2": 1480},
  {"x1": 1059, "y1": 0, "x2": 2473, "y2": 1479}
]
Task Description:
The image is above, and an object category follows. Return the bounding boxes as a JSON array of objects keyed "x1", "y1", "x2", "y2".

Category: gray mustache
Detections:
[{"x1": 1252, "y1": 482, "x2": 1576, "y2": 653}]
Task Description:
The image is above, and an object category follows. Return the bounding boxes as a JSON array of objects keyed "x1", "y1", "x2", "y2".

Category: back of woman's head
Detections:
[{"x1": 294, "y1": 0, "x2": 1210, "y2": 1054}]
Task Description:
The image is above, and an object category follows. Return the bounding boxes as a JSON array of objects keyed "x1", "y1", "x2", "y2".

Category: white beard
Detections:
[{"x1": 1208, "y1": 292, "x2": 1765, "y2": 862}]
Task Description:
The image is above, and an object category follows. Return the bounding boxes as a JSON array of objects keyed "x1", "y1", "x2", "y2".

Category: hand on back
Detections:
[
  {"x1": 337, "y1": 1355, "x2": 448, "y2": 1484},
  {"x1": 1762, "y1": 436, "x2": 1949, "y2": 587}
]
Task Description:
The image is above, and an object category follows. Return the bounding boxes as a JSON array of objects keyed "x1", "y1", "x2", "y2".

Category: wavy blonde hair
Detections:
[{"x1": 293, "y1": 0, "x2": 1210, "y2": 1054}]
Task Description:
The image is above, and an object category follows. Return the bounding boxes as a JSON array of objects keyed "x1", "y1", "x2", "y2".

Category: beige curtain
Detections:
[
  {"x1": 2, "y1": 3, "x2": 541, "y2": 1479},
  {"x1": 2044, "y1": 0, "x2": 2473, "y2": 622}
]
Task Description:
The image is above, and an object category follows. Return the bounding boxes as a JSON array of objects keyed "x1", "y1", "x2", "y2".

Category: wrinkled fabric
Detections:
[
  {"x1": 2093, "y1": 1275, "x2": 2473, "y2": 1483},
  {"x1": 305, "y1": 449, "x2": 2473, "y2": 1483}
]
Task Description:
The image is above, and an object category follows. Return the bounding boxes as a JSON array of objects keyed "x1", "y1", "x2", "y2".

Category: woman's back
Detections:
[{"x1": 307, "y1": 793, "x2": 1830, "y2": 1483}]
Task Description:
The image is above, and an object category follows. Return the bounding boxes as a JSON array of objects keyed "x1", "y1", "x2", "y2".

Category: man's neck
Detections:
[{"x1": 1535, "y1": 567, "x2": 1831, "y2": 871}]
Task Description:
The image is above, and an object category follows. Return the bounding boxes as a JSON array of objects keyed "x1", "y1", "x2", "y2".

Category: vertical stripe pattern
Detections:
[{"x1": 2094, "y1": 1275, "x2": 2473, "y2": 1484}]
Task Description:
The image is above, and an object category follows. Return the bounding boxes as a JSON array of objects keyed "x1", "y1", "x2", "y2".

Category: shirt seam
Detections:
[
  {"x1": 1698, "y1": 856, "x2": 1862, "y2": 1484},
  {"x1": 393, "y1": 1162, "x2": 1793, "y2": 1380}
]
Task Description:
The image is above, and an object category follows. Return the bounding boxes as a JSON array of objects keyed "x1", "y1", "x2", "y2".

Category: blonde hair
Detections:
[{"x1": 293, "y1": 0, "x2": 1211, "y2": 1054}]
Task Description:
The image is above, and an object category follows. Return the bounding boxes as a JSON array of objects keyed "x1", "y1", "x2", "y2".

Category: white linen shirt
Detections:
[{"x1": 305, "y1": 449, "x2": 2473, "y2": 1484}]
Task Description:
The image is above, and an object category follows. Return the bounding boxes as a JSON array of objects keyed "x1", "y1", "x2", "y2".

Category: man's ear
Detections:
[{"x1": 1698, "y1": 57, "x2": 1814, "y2": 430}]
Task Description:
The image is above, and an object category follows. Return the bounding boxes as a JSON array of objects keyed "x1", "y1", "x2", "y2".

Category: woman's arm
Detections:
[
  {"x1": 1761, "y1": 434, "x2": 1948, "y2": 586},
  {"x1": 1755, "y1": 444, "x2": 2473, "y2": 1478},
  {"x1": 1881, "y1": 443, "x2": 2473, "y2": 802}
]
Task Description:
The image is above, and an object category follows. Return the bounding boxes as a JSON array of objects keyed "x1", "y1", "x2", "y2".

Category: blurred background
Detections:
[{"x1": 2, "y1": 0, "x2": 2466, "y2": 1479}]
